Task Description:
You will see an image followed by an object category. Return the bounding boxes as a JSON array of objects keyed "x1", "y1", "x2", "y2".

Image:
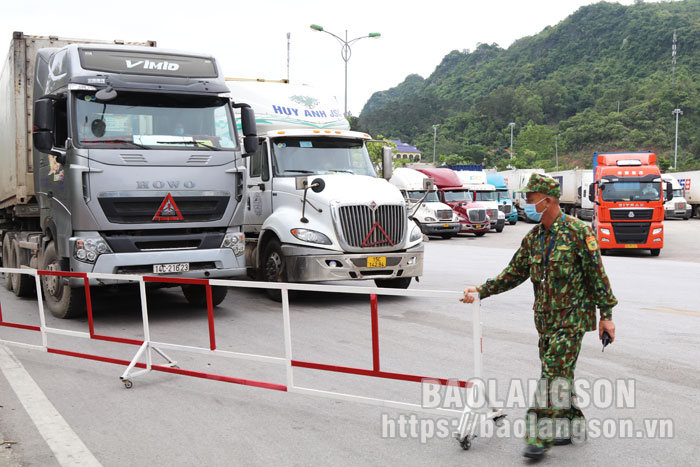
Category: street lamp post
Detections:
[
  {"x1": 310, "y1": 24, "x2": 381, "y2": 117},
  {"x1": 509, "y1": 122, "x2": 515, "y2": 158},
  {"x1": 672, "y1": 108, "x2": 683, "y2": 169},
  {"x1": 555, "y1": 133, "x2": 559, "y2": 171},
  {"x1": 432, "y1": 124, "x2": 439, "y2": 165}
]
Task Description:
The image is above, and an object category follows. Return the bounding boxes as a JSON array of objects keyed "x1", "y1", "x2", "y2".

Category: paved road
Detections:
[{"x1": 1, "y1": 219, "x2": 699, "y2": 465}]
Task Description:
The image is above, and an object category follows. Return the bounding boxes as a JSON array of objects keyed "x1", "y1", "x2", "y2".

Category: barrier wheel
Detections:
[
  {"x1": 459, "y1": 437, "x2": 472, "y2": 450},
  {"x1": 122, "y1": 379, "x2": 133, "y2": 389}
]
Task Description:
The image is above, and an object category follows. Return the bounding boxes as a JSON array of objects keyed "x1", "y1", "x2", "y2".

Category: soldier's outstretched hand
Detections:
[
  {"x1": 461, "y1": 286, "x2": 478, "y2": 303},
  {"x1": 599, "y1": 319, "x2": 616, "y2": 342}
]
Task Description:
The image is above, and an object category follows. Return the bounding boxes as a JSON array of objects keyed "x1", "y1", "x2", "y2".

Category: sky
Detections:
[{"x1": 2, "y1": 0, "x2": 637, "y2": 115}]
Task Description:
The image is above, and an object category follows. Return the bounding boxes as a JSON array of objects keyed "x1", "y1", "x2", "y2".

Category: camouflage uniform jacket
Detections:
[{"x1": 477, "y1": 212, "x2": 617, "y2": 332}]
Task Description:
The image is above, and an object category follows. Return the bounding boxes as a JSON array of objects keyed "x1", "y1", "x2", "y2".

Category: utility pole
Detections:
[
  {"x1": 672, "y1": 30, "x2": 677, "y2": 87},
  {"x1": 555, "y1": 133, "x2": 559, "y2": 171},
  {"x1": 432, "y1": 124, "x2": 439, "y2": 165},
  {"x1": 509, "y1": 122, "x2": 515, "y2": 158},
  {"x1": 672, "y1": 108, "x2": 683, "y2": 169},
  {"x1": 286, "y1": 32, "x2": 291, "y2": 82}
]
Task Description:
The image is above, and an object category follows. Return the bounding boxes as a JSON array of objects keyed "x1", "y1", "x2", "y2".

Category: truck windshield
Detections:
[
  {"x1": 406, "y1": 190, "x2": 440, "y2": 202},
  {"x1": 601, "y1": 181, "x2": 662, "y2": 202},
  {"x1": 271, "y1": 137, "x2": 376, "y2": 177},
  {"x1": 443, "y1": 190, "x2": 472, "y2": 202},
  {"x1": 475, "y1": 191, "x2": 498, "y2": 201},
  {"x1": 673, "y1": 189, "x2": 683, "y2": 198},
  {"x1": 495, "y1": 189, "x2": 510, "y2": 201},
  {"x1": 72, "y1": 91, "x2": 236, "y2": 150}
]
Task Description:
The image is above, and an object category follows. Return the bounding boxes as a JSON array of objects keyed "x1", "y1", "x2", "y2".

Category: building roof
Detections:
[{"x1": 392, "y1": 139, "x2": 421, "y2": 153}]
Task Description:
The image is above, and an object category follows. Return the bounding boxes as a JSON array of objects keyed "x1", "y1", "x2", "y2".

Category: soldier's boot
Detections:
[{"x1": 523, "y1": 444, "x2": 548, "y2": 459}]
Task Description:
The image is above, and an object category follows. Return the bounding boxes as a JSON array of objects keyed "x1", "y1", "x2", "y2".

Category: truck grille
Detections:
[
  {"x1": 337, "y1": 204, "x2": 405, "y2": 249},
  {"x1": 676, "y1": 202, "x2": 685, "y2": 210},
  {"x1": 98, "y1": 196, "x2": 229, "y2": 224},
  {"x1": 609, "y1": 209, "x2": 653, "y2": 220},
  {"x1": 486, "y1": 209, "x2": 497, "y2": 218},
  {"x1": 437, "y1": 209, "x2": 453, "y2": 221},
  {"x1": 611, "y1": 222, "x2": 650, "y2": 244},
  {"x1": 498, "y1": 204, "x2": 512, "y2": 214},
  {"x1": 467, "y1": 209, "x2": 487, "y2": 224}
]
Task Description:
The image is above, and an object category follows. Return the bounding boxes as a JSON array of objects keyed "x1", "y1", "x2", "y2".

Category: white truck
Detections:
[
  {"x1": 227, "y1": 79, "x2": 423, "y2": 295},
  {"x1": 497, "y1": 169, "x2": 545, "y2": 219},
  {"x1": 454, "y1": 170, "x2": 505, "y2": 232},
  {"x1": 662, "y1": 174, "x2": 691, "y2": 220},
  {"x1": 389, "y1": 168, "x2": 460, "y2": 239},
  {"x1": 578, "y1": 171, "x2": 594, "y2": 221},
  {"x1": 669, "y1": 171, "x2": 700, "y2": 218}
]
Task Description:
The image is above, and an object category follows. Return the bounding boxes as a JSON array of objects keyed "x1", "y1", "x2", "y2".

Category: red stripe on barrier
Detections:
[
  {"x1": 205, "y1": 285, "x2": 216, "y2": 351},
  {"x1": 291, "y1": 360, "x2": 471, "y2": 388},
  {"x1": 92, "y1": 334, "x2": 144, "y2": 346},
  {"x1": 0, "y1": 322, "x2": 41, "y2": 332},
  {"x1": 142, "y1": 276, "x2": 208, "y2": 285},
  {"x1": 84, "y1": 276, "x2": 95, "y2": 337},
  {"x1": 47, "y1": 348, "x2": 287, "y2": 391},
  {"x1": 370, "y1": 294, "x2": 380, "y2": 372},
  {"x1": 37, "y1": 270, "x2": 87, "y2": 278}
]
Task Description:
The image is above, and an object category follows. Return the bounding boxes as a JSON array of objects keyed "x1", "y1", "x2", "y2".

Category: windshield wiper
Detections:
[
  {"x1": 81, "y1": 138, "x2": 148, "y2": 149},
  {"x1": 329, "y1": 169, "x2": 354, "y2": 174},
  {"x1": 283, "y1": 169, "x2": 315, "y2": 174},
  {"x1": 156, "y1": 140, "x2": 222, "y2": 151}
]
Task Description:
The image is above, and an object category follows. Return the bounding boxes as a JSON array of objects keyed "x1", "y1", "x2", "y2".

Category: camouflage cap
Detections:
[{"x1": 518, "y1": 173, "x2": 561, "y2": 198}]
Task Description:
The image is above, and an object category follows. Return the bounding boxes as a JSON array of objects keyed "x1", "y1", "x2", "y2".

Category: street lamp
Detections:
[
  {"x1": 509, "y1": 122, "x2": 515, "y2": 159},
  {"x1": 672, "y1": 108, "x2": 683, "y2": 169},
  {"x1": 432, "y1": 124, "x2": 439, "y2": 165},
  {"x1": 310, "y1": 24, "x2": 381, "y2": 116},
  {"x1": 555, "y1": 133, "x2": 559, "y2": 171}
]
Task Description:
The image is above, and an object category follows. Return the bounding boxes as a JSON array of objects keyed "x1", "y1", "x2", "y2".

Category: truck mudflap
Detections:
[
  {"x1": 67, "y1": 249, "x2": 246, "y2": 286},
  {"x1": 282, "y1": 243, "x2": 424, "y2": 282}
]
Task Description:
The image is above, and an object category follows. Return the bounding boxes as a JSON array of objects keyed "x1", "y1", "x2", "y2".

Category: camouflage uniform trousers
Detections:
[{"x1": 526, "y1": 318, "x2": 586, "y2": 448}]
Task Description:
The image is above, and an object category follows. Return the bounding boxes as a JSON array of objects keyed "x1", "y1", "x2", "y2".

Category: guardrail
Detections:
[{"x1": 0, "y1": 267, "x2": 504, "y2": 449}]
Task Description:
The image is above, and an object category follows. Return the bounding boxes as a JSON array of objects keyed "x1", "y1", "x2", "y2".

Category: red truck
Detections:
[
  {"x1": 590, "y1": 152, "x2": 672, "y2": 256},
  {"x1": 417, "y1": 168, "x2": 490, "y2": 236}
]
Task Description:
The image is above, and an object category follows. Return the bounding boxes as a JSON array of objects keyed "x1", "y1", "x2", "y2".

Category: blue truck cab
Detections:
[{"x1": 487, "y1": 173, "x2": 518, "y2": 225}]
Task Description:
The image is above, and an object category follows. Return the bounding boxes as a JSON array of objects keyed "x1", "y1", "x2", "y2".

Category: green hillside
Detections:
[{"x1": 356, "y1": 0, "x2": 700, "y2": 171}]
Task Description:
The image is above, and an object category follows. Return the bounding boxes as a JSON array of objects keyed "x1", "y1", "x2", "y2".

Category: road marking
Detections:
[
  {"x1": 641, "y1": 306, "x2": 700, "y2": 317},
  {"x1": 0, "y1": 344, "x2": 101, "y2": 466}
]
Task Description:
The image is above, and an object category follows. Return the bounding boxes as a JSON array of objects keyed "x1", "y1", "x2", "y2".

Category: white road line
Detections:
[{"x1": 0, "y1": 344, "x2": 101, "y2": 467}]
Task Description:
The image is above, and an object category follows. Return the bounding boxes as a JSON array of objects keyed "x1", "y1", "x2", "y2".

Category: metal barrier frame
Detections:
[{"x1": 0, "y1": 267, "x2": 504, "y2": 447}]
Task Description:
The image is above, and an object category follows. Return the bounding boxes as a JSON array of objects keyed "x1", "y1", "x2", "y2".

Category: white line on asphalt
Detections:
[{"x1": 0, "y1": 344, "x2": 101, "y2": 467}]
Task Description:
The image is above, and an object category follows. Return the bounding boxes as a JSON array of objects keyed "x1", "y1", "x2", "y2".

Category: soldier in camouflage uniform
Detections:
[{"x1": 461, "y1": 173, "x2": 617, "y2": 460}]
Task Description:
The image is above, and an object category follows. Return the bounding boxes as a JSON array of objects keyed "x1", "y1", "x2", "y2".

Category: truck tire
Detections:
[
  {"x1": 41, "y1": 242, "x2": 85, "y2": 319},
  {"x1": 2, "y1": 233, "x2": 14, "y2": 290},
  {"x1": 495, "y1": 223, "x2": 504, "y2": 233},
  {"x1": 474, "y1": 232, "x2": 486, "y2": 237},
  {"x1": 374, "y1": 277, "x2": 411, "y2": 289},
  {"x1": 650, "y1": 249, "x2": 660, "y2": 257},
  {"x1": 508, "y1": 220, "x2": 517, "y2": 226},
  {"x1": 11, "y1": 239, "x2": 35, "y2": 297},
  {"x1": 440, "y1": 233, "x2": 455, "y2": 239},
  {"x1": 181, "y1": 285, "x2": 227, "y2": 307},
  {"x1": 261, "y1": 238, "x2": 287, "y2": 301}
]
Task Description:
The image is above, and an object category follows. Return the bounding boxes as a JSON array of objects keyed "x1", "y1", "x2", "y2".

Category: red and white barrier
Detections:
[{"x1": 0, "y1": 267, "x2": 504, "y2": 448}]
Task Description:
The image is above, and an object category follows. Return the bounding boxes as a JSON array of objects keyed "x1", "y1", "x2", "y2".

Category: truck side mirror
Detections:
[
  {"x1": 33, "y1": 98, "x2": 55, "y2": 154},
  {"x1": 588, "y1": 183, "x2": 595, "y2": 202},
  {"x1": 666, "y1": 184, "x2": 674, "y2": 202},
  {"x1": 238, "y1": 105, "x2": 258, "y2": 157},
  {"x1": 382, "y1": 146, "x2": 393, "y2": 180},
  {"x1": 423, "y1": 178, "x2": 434, "y2": 191}
]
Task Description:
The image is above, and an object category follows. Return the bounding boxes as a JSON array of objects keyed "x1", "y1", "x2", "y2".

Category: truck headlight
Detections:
[
  {"x1": 652, "y1": 228, "x2": 662, "y2": 235},
  {"x1": 600, "y1": 228, "x2": 610, "y2": 235},
  {"x1": 409, "y1": 225, "x2": 422, "y2": 242},
  {"x1": 73, "y1": 237, "x2": 112, "y2": 264},
  {"x1": 290, "y1": 228, "x2": 332, "y2": 245},
  {"x1": 424, "y1": 216, "x2": 436, "y2": 222},
  {"x1": 221, "y1": 232, "x2": 245, "y2": 256}
]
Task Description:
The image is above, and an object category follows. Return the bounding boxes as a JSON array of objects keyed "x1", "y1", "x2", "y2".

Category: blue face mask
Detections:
[{"x1": 524, "y1": 198, "x2": 546, "y2": 222}]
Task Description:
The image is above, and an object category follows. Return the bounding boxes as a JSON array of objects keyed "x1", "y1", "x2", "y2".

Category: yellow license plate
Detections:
[
  {"x1": 475, "y1": 225, "x2": 482, "y2": 229},
  {"x1": 624, "y1": 244, "x2": 638, "y2": 248},
  {"x1": 443, "y1": 223, "x2": 450, "y2": 227},
  {"x1": 366, "y1": 256, "x2": 387, "y2": 268}
]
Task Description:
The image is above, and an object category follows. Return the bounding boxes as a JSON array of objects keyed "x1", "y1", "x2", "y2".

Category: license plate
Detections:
[
  {"x1": 475, "y1": 224, "x2": 482, "y2": 229},
  {"x1": 624, "y1": 244, "x2": 638, "y2": 249},
  {"x1": 153, "y1": 262, "x2": 190, "y2": 274},
  {"x1": 443, "y1": 223, "x2": 450, "y2": 228},
  {"x1": 366, "y1": 256, "x2": 386, "y2": 268}
]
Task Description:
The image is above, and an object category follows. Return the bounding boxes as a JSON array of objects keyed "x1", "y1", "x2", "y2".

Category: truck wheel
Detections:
[
  {"x1": 374, "y1": 277, "x2": 411, "y2": 289},
  {"x1": 440, "y1": 234, "x2": 455, "y2": 239},
  {"x1": 496, "y1": 223, "x2": 504, "y2": 233},
  {"x1": 508, "y1": 220, "x2": 517, "y2": 226},
  {"x1": 11, "y1": 239, "x2": 35, "y2": 297},
  {"x1": 475, "y1": 232, "x2": 486, "y2": 237},
  {"x1": 262, "y1": 238, "x2": 287, "y2": 301},
  {"x1": 41, "y1": 242, "x2": 85, "y2": 319},
  {"x1": 181, "y1": 285, "x2": 227, "y2": 307},
  {"x1": 650, "y1": 249, "x2": 660, "y2": 257},
  {"x1": 2, "y1": 233, "x2": 14, "y2": 290}
]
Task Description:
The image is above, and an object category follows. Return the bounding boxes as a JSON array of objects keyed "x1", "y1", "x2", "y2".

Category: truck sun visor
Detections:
[{"x1": 78, "y1": 49, "x2": 218, "y2": 78}]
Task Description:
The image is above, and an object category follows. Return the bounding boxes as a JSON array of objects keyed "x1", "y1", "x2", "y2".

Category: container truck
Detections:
[
  {"x1": 661, "y1": 175, "x2": 691, "y2": 220},
  {"x1": 667, "y1": 170, "x2": 700, "y2": 218},
  {"x1": 226, "y1": 79, "x2": 423, "y2": 294},
  {"x1": 0, "y1": 32, "x2": 255, "y2": 318},
  {"x1": 578, "y1": 171, "x2": 594, "y2": 221},
  {"x1": 389, "y1": 168, "x2": 460, "y2": 238},
  {"x1": 416, "y1": 168, "x2": 490, "y2": 236},
  {"x1": 589, "y1": 152, "x2": 672, "y2": 256},
  {"x1": 453, "y1": 170, "x2": 505, "y2": 232},
  {"x1": 547, "y1": 169, "x2": 587, "y2": 217},
  {"x1": 486, "y1": 173, "x2": 517, "y2": 225}
]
